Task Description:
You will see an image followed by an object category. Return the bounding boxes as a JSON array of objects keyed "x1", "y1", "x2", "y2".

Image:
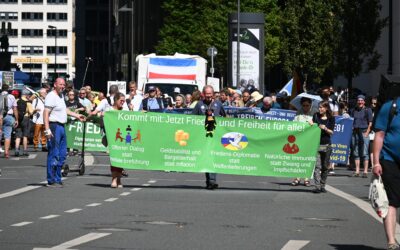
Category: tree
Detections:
[
  {"x1": 279, "y1": 0, "x2": 342, "y2": 87},
  {"x1": 334, "y1": 0, "x2": 387, "y2": 89},
  {"x1": 156, "y1": 0, "x2": 281, "y2": 79}
]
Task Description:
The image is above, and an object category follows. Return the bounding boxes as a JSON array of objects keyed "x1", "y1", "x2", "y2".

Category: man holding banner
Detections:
[
  {"x1": 192, "y1": 85, "x2": 226, "y2": 190},
  {"x1": 44, "y1": 78, "x2": 85, "y2": 187}
]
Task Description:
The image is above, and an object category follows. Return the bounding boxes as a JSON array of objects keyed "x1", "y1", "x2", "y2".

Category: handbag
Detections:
[{"x1": 368, "y1": 175, "x2": 389, "y2": 218}]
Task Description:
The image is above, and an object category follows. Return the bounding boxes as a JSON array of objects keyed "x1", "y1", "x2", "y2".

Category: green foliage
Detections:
[
  {"x1": 279, "y1": 0, "x2": 342, "y2": 84},
  {"x1": 334, "y1": 0, "x2": 387, "y2": 88},
  {"x1": 156, "y1": 0, "x2": 386, "y2": 87},
  {"x1": 156, "y1": 0, "x2": 281, "y2": 76}
]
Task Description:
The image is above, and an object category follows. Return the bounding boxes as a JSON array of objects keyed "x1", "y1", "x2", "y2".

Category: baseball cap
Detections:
[
  {"x1": 11, "y1": 89, "x2": 20, "y2": 97},
  {"x1": 357, "y1": 94, "x2": 366, "y2": 100},
  {"x1": 147, "y1": 86, "x2": 156, "y2": 92},
  {"x1": 174, "y1": 87, "x2": 181, "y2": 93},
  {"x1": 22, "y1": 89, "x2": 31, "y2": 95}
]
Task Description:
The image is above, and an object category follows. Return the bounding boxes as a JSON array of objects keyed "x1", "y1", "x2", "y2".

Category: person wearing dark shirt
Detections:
[
  {"x1": 311, "y1": 100, "x2": 335, "y2": 193},
  {"x1": 350, "y1": 94, "x2": 373, "y2": 177},
  {"x1": 65, "y1": 90, "x2": 85, "y2": 114},
  {"x1": 192, "y1": 85, "x2": 226, "y2": 190}
]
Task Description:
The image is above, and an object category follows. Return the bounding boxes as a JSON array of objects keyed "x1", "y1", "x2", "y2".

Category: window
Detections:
[
  {"x1": 0, "y1": 12, "x2": 18, "y2": 21},
  {"x1": 22, "y1": 12, "x2": 43, "y2": 20},
  {"x1": 22, "y1": 63, "x2": 42, "y2": 69},
  {"x1": 0, "y1": 0, "x2": 18, "y2": 3},
  {"x1": 47, "y1": 46, "x2": 67, "y2": 55},
  {"x1": 47, "y1": 0, "x2": 67, "y2": 4},
  {"x1": 47, "y1": 29, "x2": 67, "y2": 37},
  {"x1": 21, "y1": 46, "x2": 43, "y2": 55},
  {"x1": 21, "y1": 29, "x2": 43, "y2": 37},
  {"x1": 48, "y1": 63, "x2": 66, "y2": 69},
  {"x1": 8, "y1": 46, "x2": 17, "y2": 55},
  {"x1": 8, "y1": 29, "x2": 18, "y2": 37},
  {"x1": 22, "y1": 0, "x2": 43, "y2": 3},
  {"x1": 47, "y1": 12, "x2": 67, "y2": 21}
]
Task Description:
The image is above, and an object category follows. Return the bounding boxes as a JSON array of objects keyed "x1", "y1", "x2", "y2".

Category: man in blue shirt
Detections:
[
  {"x1": 373, "y1": 97, "x2": 400, "y2": 250},
  {"x1": 140, "y1": 86, "x2": 164, "y2": 111},
  {"x1": 192, "y1": 85, "x2": 226, "y2": 189}
]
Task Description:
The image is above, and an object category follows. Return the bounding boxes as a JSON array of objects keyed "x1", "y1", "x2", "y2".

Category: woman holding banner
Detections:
[
  {"x1": 105, "y1": 92, "x2": 126, "y2": 188},
  {"x1": 311, "y1": 100, "x2": 335, "y2": 193},
  {"x1": 291, "y1": 97, "x2": 315, "y2": 187}
]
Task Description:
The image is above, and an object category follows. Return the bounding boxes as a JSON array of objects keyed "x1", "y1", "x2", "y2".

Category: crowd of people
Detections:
[{"x1": 0, "y1": 77, "x2": 399, "y2": 248}]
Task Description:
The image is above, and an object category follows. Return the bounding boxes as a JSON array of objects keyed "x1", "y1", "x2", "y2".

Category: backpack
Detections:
[
  {"x1": 0, "y1": 94, "x2": 8, "y2": 118},
  {"x1": 16, "y1": 98, "x2": 28, "y2": 123}
]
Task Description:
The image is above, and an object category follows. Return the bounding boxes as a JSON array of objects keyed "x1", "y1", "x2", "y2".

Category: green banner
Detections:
[
  {"x1": 104, "y1": 111, "x2": 321, "y2": 178},
  {"x1": 66, "y1": 121, "x2": 106, "y2": 152}
]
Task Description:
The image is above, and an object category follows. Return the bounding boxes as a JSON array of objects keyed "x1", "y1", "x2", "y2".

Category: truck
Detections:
[{"x1": 136, "y1": 53, "x2": 207, "y2": 98}]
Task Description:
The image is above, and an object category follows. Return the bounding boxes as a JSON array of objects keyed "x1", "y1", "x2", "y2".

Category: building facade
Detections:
[{"x1": 1, "y1": 0, "x2": 74, "y2": 86}]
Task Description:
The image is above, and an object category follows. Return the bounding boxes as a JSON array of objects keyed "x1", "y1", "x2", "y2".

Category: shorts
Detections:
[
  {"x1": 2, "y1": 115, "x2": 15, "y2": 139},
  {"x1": 352, "y1": 129, "x2": 370, "y2": 160},
  {"x1": 15, "y1": 117, "x2": 31, "y2": 138},
  {"x1": 381, "y1": 159, "x2": 400, "y2": 208}
]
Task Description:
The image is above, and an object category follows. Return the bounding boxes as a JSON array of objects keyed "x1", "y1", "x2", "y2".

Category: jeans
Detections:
[
  {"x1": 47, "y1": 123, "x2": 67, "y2": 184},
  {"x1": 2, "y1": 115, "x2": 15, "y2": 139},
  {"x1": 314, "y1": 145, "x2": 332, "y2": 189},
  {"x1": 352, "y1": 129, "x2": 370, "y2": 160}
]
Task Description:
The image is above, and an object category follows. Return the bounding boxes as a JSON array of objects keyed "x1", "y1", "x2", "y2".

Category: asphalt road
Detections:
[{"x1": 0, "y1": 148, "x2": 393, "y2": 250}]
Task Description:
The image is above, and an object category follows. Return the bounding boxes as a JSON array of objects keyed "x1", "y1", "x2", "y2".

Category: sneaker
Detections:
[
  {"x1": 46, "y1": 183, "x2": 56, "y2": 187},
  {"x1": 388, "y1": 243, "x2": 400, "y2": 250},
  {"x1": 0, "y1": 148, "x2": 4, "y2": 153},
  {"x1": 22, "y1": 152, "x2": 29, "y2": 157},
  {"x1": 321, "y1": 187, "x2": 327, "y2": 193},
  {"x1": 42, "y1": 147, "x2": 48, "y2": 152},
  {"x1": 55, "y1": 182, "x2": 64, "y2": 188},
  {"x1": 14, "y1": 151, "x2": 20, "y2": 157},
  {"x1": 206, "y1": 183, "x2": 219, "y2": 190},
  {"x1": 312, "y1": 188, "x2": 322, "y2": 194}
]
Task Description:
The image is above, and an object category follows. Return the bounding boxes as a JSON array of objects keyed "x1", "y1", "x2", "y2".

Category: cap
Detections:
[
  {"x1": 357, "y1": 94, "x2": 366, "y2": 100},
  {"x1": 147, "y1": 86, "x2": 156, "y2": 92},
  {"x1": 174, "y1": 87, "x2": 181, "y2": 93},
  {"x1": 250, "y1": 91, "x2": 264, "y2": 102},
  {"x1": 11, "y1": 89, "x2": 20, "y2": 97}
]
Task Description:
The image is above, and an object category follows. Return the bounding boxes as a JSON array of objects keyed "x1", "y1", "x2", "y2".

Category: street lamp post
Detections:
[
  {"x1": 48, "y1": 25, "x2": 57, "y2": 79},
  {"x1": 118, "y1": 1, "x2": 135, "y2": 81}
]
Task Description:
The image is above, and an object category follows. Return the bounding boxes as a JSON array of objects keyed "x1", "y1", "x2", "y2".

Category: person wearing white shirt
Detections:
[
  {"x1": 125, "y1": 81, "x2": 143, "y2": 111},
  {"x1": 43, "y1": 78, "x2": 85, "y2": 187},
  {"x1": 32, "y1": 88, "x2": 47, "y2": 151}
]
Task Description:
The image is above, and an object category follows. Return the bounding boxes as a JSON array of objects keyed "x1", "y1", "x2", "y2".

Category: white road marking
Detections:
[
  {"x1": 40, "y1": 215, "x2": 60, "y2": 220},
  {"x1": 0, "y1": 186, "x2": 41, "y2": 199},
  {"x1": 0, "y1": 180, "x2": 64, "y2": 200},
  {"x1": 104, "y1": 198, "x2": 118, "y2": 202},
  {"x1": 148, "y1": 180, "x2": 157, "y2": 183},
  {"x1": 0, "y1": 229, "x2": 2, "y2": 232},
  {"x1": 130, "y1": 188, "x2": 142, "y2": 191},
  {"x1": 64, "y1": 208, "x2": 82, "y2": 213},
  {"x1": 86, "y1": 203, "x2": 101, "y2": 207},
  {"x1": 120, "y1": 192, "x2": 131, "y2": 196},
  {"x1": 327, "y1": 184, "x2": 400, "y2": 243},
  {"x1": 9, "y1": 154, "x2": 37, "y2": 160},
  {"x1": 281, "y1": 240, "x2": 310, "y2": 250},
  {"x1": 11, "y1": 221, "x2": 33, "y2": 227},
  {"x1": 85, "y1": 153, "x2": 95, "y2": 166},
  {"x1": 33, "y1": 232, "x2": 111, "y2": 250},
  {"x1": 142, "y1": 183, "x2": 150, "y2": 186}
]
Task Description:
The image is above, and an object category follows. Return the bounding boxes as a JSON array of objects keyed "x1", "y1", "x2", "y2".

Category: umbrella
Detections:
[{"x1": 290, "y1": 92, "x2": 322, "y2": 112}]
